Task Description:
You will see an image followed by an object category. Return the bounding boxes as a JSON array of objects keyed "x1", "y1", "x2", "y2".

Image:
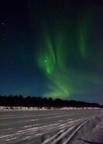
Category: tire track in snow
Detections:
[
  {"x1": 62, "y1": 119, "x2": 90, "y2": 144},
  {"x1": 42, "y1": 118, "x2": 90, "y2": 144}
]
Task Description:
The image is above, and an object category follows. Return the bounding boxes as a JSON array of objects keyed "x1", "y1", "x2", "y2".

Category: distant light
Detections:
[
  {"x1": 2, "y1": 22, "x2": 4, "y2": 25},
  {"x1": 45, "y1": 60, "x2": 47, "y2": 63}
]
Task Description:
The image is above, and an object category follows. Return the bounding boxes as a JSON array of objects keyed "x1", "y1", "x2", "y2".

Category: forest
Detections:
[{"x1": 0, "y1": 95, "x2": 103, "y2": 108}]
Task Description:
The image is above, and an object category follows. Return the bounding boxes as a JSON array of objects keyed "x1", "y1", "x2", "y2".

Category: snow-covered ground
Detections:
[{"x1": 0, "y1": 108, "x2": 103, "y2": 144}]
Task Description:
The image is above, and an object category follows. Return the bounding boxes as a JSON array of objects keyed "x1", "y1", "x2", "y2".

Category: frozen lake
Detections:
[{"x1": 0, "y1": 109, "x2": 103, "y2": 144}]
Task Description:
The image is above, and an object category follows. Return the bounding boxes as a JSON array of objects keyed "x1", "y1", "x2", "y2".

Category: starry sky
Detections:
[{"x1": 1, "y1": 0, "x2": 103, "y2": 104}]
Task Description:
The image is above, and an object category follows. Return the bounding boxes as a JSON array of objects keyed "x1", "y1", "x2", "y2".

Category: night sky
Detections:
[{"x1": 1, "y1": 0, "x2": 103, "y2": 104}]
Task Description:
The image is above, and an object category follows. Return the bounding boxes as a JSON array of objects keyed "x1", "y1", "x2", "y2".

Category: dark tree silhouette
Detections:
[{"x1": 0, "y1": 95, "x2": 102, "y2": 108}]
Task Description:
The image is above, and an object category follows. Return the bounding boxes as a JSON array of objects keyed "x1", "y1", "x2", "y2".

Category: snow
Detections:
[{"x1": 0, "y1": 108, "x2": 103, "y2": 144}]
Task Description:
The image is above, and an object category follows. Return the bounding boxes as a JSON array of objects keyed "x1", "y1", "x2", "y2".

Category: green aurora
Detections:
[
  {"x1": 36, "y1": 15, "x2": 100, "y2": 99},
  {"x1": 27, "y1": 0, "x2": 102, "y2": 102}
]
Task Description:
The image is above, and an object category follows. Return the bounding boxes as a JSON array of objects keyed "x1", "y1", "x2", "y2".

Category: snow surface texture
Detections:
[{"x1": 0, "y1": 109, "x2": 103, "y2": 144}]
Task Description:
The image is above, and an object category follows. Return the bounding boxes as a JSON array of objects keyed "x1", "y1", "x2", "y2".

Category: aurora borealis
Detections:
[{"x1": 1, "y1": 0, "x2": 103, "y2": 104}]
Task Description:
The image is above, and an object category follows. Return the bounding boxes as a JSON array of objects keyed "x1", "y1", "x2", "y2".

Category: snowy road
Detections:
[{"x1": 0, "y1": 109, "x2": 103, "y2": 144}]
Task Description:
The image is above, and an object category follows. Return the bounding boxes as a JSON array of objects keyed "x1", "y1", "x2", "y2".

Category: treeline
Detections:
[{"x1": 0, "y1": 95, "x2": 103, "y2": 108}]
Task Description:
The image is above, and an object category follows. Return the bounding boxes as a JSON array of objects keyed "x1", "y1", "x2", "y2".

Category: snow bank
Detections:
[{"x1": 0, "y1": 106, "x2": 101, "y2": 111}]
